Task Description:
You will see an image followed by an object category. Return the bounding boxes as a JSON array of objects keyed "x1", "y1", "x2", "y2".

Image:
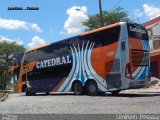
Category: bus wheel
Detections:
[
  {"x1": 73, "y1": 81, "x2": 83, "y2": 95},
  {"x1": 111, "y1": 90, "x2": 121, "y2": 95},
  {"x1": 86, "y1": 81, "x2": 98, "y2": 96},
  {"x1": 25, "y1": 87, "x2": 30, "y2": 96},
  {"x1": 30, "y1": 92, "x2": 36, "y2": 96},
  {"x1": 98, "y1": 91, "x2": 106, "y2": 96},
  {"x1": 46, "y1": 92, "x2": 49, "y2": 95}
]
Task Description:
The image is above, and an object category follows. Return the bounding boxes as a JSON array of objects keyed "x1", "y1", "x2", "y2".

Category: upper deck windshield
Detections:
[{"x1": 127, "y1": 23, "x2": 148, "y2": 40}]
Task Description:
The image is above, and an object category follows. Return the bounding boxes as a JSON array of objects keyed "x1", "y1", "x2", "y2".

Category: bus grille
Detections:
[{"x1": 106, "y1": 73, "x2": 122, "y2": 89}]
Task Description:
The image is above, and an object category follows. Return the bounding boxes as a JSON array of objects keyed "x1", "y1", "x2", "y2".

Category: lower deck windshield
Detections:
[{"x1": 131, "y1": 50, "x2": 149, "y2": 66}]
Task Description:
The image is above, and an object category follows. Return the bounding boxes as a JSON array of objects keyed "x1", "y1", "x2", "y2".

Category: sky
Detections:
[{"x1": 0, "y1": 0, "x2": 160, "y2": 49}]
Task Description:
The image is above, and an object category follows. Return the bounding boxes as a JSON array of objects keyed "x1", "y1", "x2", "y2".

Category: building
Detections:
[
  {"x1": 150, "y1": 51, "x2": 160, "y2": 78},
  {"x1": 143, "y1": 16, "x2": 160, "y2": 79},
  {"x1": 143, "y1": 16, "x2": 160, "y2": 49}
]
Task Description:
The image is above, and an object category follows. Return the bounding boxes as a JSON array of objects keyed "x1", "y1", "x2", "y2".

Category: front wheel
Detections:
[
  {"x1": 86, "y1": 81, "x2": 98, "y2": 96},
  {"x1": 46, "y1": 92, "x2": 49, "y2": 95},
  {"x1": 25, "y1": 86, "x2": 30, "y2": 96},
  {"x1": 111, "y1": 90, "x2": 121, "y2": 95},
  {"x1": 30, "y1": 92, "x2": 36, "y2": 96}
]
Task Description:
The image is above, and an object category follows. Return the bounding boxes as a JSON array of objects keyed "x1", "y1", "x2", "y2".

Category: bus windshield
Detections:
[
  {"x1": 127, "y1": 23, "x2": 148, "y2": 40},
  {"x1": 131, "y1": 50, "x2": 149, "y2": 66}
]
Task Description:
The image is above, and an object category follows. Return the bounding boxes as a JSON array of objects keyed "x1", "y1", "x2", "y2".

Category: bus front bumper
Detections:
[{"x1": 128, "y1": 79, "x2": 150, "y2": 89}]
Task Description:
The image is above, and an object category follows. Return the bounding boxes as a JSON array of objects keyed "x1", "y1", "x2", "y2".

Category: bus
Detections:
[{"x1": 15, "y1": 22, "x2": 150, "y2": 96}]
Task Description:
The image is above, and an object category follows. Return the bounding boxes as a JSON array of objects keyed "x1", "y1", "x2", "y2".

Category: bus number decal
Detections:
[{"x1": 106, "y1": 51, "x2": 115, "y2": 56}]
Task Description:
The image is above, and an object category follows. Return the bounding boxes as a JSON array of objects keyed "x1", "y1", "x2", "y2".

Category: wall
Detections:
[
  {"x1": 150, "y1": 54, "x2": 160, "y2": 79},
  {"x1": 152, "y1": 24, "x2": 160, "y2": 35}
]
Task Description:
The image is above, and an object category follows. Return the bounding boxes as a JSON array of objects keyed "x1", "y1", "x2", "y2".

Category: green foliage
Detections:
[
  {"x1": 0, "y1": 40, "x2": 25, "y2": 88},
  {"x1": 83, "y1": 7, "x2": 130, "y2": 31},
  {"x1": 0, "y1": 41, "x2": 25, "y2": 73}
]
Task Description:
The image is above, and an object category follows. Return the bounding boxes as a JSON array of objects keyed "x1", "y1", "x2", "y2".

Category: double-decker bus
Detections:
[{"x1": 15, "y1": 22, "x2": 150, "y2": 96}]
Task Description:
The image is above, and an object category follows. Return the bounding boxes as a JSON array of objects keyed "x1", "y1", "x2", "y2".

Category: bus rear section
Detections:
[{"x1": 121, "y1": 23, "x2": 150, "y2": 90}]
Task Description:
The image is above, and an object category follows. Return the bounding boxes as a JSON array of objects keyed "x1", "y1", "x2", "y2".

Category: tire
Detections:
[
  {"x1": 46, "y1": 92, "x2": 49, "y2": 95},
  {"x1": 86, "y1": 81, "x2": 98, "y2": 96},
  {"x1": 98, "y1": 91, "x2": 106, "y2": 96},
  {"x1": 111, "y1": 90, "x2": 121, "y2": 95},
  {"x1": 30, "y1": 92, "x2": 36, "y2": 96},
  {"x1": 73, "y1": 82, "x2": 83, "y2": 95},
  {"x1": 25, "y1": 86, "x2": 30, "y2": 96},
  {"x1": 22, "y1": 84, "x2": 26, "y2": 92}
]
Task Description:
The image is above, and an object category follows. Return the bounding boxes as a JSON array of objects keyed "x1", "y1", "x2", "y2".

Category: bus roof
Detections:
[
  {"x1": 26, "y1": 44, "x2": 50, "y2": 53},
  {"x1": 80, "y1": 22, "x2": 122, "y2": 36}
]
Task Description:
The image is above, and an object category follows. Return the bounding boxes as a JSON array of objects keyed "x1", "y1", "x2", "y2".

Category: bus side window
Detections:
[{"x1": 102, "y1": 26, "x2": 120, "y2": 46}]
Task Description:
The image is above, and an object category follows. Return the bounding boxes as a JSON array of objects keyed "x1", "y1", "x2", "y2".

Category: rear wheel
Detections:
[
  {"x1": 111, "y1": 90, "x2": 121, "y2": 95},
  {"x1": 98, "y1": 91, "x2": 106, "y2": 96},
  {"x1": 73, "y1": 82, "x2": 83, "y2": 95},
  {"x1": 86, "y1": 81, "x2": 98, "y2": 96}
]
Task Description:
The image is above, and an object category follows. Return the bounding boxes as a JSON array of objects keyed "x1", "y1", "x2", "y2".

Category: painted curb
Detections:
[
  {"x1": 0, "y1": 93, "x2": 9, "y2": 102},
  {"x1": 122, "y1": 90, "x2": 160, "y2": 94}
]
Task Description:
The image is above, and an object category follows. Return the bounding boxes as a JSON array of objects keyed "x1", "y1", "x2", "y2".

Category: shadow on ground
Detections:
[{"x1": 19, "y1": 92, "x2": 160, "y2": 98}]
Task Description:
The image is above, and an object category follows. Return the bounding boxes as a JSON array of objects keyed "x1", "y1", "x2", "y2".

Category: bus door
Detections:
[
  {"x1": 120, "y1": 24, "x2": 129, "y2": 88},
  {"x1": 105, "y1": 25, "x2": 123, "y2": 90}
]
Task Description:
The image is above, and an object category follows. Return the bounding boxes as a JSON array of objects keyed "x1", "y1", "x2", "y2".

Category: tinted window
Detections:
[
  {"x1": 82, "y1": 26, "x2": 120, "y2": 47},
  {"x1": 27, "y1": 64, "x2": 72, "y2": 80},
  {"x1": 131, "y1": 50, "x2": 149, "y2": 66},
  {"x1": 127, "y1": 23, "x2": 148, "y2": 40},
  {"x1": 15, "y1": 53, "x2": 24, "y2": 65},
  {"x1": 24, "y1": 41, "x2": 72, "y2": 63},
  {"x1": 24, "y1": 50, "x2": 37, "y2": 64}
]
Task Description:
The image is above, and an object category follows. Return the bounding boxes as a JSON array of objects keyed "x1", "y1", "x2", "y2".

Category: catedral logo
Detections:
[
  {"x1": 36, "y1": 55, "x2": 71, "y2": 69},
  {"x1": 129, "y1": 26, "x2": 146, "y2": 34}
]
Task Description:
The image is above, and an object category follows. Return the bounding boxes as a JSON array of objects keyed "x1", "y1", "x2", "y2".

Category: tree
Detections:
[
  {"x1": 83, "y1": 7, "x2": 130, "y2": 31},
  {"x1": 0, "y1": 41, "x2": 25, "y2": 89}
]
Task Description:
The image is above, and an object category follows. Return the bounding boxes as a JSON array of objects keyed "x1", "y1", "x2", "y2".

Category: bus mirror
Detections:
[{"x1": 121, "y1": 41, "x2": 125, "y2": 50}]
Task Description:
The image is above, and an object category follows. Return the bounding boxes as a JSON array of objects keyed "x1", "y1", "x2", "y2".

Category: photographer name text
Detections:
[{"x1": 8, "y1": 7, "x2": 39, "y2": 10}]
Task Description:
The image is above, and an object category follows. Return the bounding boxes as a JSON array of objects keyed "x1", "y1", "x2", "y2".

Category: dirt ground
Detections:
[
  {"x1": 0, "y1": 93, "x2": 5, "y2": 100},
  {"x1": 144, "y1": 77, "x2": 160, "y2": 90}
]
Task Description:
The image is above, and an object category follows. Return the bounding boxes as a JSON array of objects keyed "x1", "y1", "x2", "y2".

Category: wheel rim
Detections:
[{"x1": 89, "y1": 84, "x2": 96, "y2": 93}]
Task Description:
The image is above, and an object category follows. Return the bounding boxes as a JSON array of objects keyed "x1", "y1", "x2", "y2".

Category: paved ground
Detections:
[
  {"x1": 0, "y1": 93, "x2": 3, "y2": 99},
  {"x1": 0, "y1": 92, "x2": 160, "y2": 114}
]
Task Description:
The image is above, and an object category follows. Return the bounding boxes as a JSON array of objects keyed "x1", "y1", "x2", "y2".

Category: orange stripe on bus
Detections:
[
  {"x1": 21, "y1": 61, "x2": 37, "y2": 75},
  {"x1": 80, "y1": 23, "x2": 120, "y2": 36},
  {"x1": 91, "y1": 42, "x2": 119, "y2": 79},
  {"x1": 51, "y1": 78, "x2": 66, "y2": 92}
]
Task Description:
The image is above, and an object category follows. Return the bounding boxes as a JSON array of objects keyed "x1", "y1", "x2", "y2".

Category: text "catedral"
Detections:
[{"x1": 36, "y1": 55, "x2": 71, "y2": 69}]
